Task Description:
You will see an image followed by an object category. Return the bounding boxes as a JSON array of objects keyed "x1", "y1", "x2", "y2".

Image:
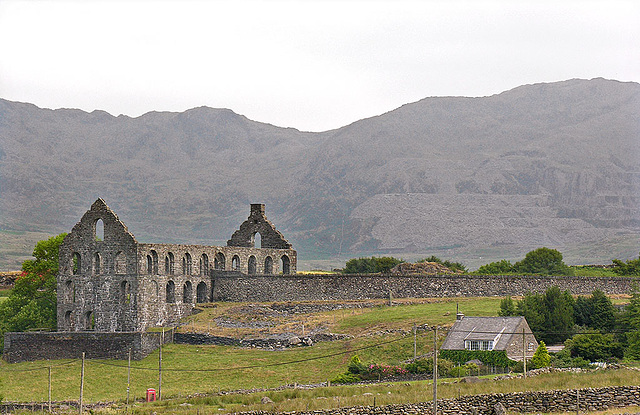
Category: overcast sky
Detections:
[{"x1": 1, "y1": 0, "x2": 638, "y2": 132}]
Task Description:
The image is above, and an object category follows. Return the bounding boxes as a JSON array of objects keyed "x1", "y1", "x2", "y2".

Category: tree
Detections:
[
  {"x1": 611, "y1": 252, "x2": 640, "y2": 276},
  {"x1": 513, "y1": 247, "x2": 573, "y2": 276},
  {"x1": 0, "y1": 233, "x2": 66, "y2": 349},
  {"x1": 498, "y1": 296, "x2": 517, "y2": 316},
  {"x1": 621, "y1": 284, "x2": 640, "y2": 360},
  {"x1": 514, "y1": 286, "x2": 574, "y2": 345},
  {"x1": 530, "y1": 341, "x2": 551, "y2": 369},
  {"x1": 476, "y1": 259, "x2": 514, "y2": 275},
  {"x1": 342, "y1": 256, "x2": 403, "y2": 274},
  {"x1": 587, "y1": 290, "x2": 616, "y2": 332},
  {"x1": 541, "y1": 286, "x2": 575, "y2": 344}
]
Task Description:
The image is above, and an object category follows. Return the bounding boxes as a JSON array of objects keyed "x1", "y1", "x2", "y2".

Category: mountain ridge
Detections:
[{"x1": 0, "y1": 78, "x2": 638, "y2": 270}]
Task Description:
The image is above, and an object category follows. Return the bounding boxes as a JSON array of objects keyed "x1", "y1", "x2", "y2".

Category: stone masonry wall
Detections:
[
  {"x1": 213, "y1": 274, "x2": 639, "y2": 302},
  {"x1": 2, "y1": 331, "x2": 173, "y2": 363},
  {"x1": 233, "y1": 385, "x2": 640, "y2": 415}
]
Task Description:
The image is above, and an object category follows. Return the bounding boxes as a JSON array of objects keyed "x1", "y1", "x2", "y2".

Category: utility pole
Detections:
[
  {"x1": 413, "y1": 324, "x2": 417, "y2": 359},
  {"x1": 79, "y1": 352, "x2": 85, "y2": 415},
  {"x1": 48, "y1": 364, "x2": 52, "y2": 413},
  {"x1": 522, "y1": 327, "x2": 527, "y2": 379},
  {"x1": 127, "y1": 348, "x2": 131, "y2": 405},
  {"x1": 433, "y1": 326, "x2": 438, "y2": 415},
  {"x1": 159, "y1": 329, "x2": 164, "y2": 400}
]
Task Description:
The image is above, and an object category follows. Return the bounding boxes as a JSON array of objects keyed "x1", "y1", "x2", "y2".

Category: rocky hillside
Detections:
[{"x1": 0, "y1": 78, "x2": 638, "y2": 269}]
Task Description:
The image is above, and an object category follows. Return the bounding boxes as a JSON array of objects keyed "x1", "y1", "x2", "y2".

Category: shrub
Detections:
[
  {"x1": 331, "y1": 372, "x2": 360, "y2": 384},
  {"x1": 343, "y1": 257, "x2": 403, "y2": 274},
  {"x1": 439, "y1": 349, "x2": 516, "y2": 368},
  {"x1": 476, "y1": 259, "x2": 515, "y2": 275},
  {"x1": 530, "y1": 341, "x2": 551, "y2": 369},
  {"x1": 405, "y1": 358, "x2": 431, "y2": 374},
  {"x1": 347, "y1": 355, "x2": 365, "y2": 374},
  {"x1": 611, "y1": 252, "x2": 640, "y2": 276},
  {"x1": 362, "y1": 364, "x2": 408, "y2": 380},
  {"x1": 448, "y1": 365, "x2": 469, "y2": 377},
  {"x1": 565, "y1": 332, "x2": 624, "y2": 362}
]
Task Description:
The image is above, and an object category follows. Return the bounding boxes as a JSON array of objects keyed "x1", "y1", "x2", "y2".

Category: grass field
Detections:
[
  {"x1": 1, "y1": 297, "x2": 502, "y2": 403},
  {"x1": 1, "y1": 295, "x2": 638, "y2": 414}
]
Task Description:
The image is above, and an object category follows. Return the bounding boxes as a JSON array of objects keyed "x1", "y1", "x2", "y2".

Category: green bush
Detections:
[
  {"x1": 330, "y1": 372, "x2": 360, "y2": 384},
  {"x1": 347, "y1": 355, "x2": 366, "y2": 374},
  {"x1": 405, "y1": 358, "x2": 432, "y2": 374},
  {"x1": 343, "y1": 257, "x2": 403, "y2": 274},
  {"x1": 530, "y1": 341, "x2": 551, "y2": 369},
  {"x1": 476, "y1": 259, "x2": 515, "y2": 275},
  {"x1": 439, "y1": 349, "x2": 516, "y2": 368},
  {"x1": 448, "y1": 365, "x2": 469, "y2": 377},
  {"x1": 565, "y1": 332, "x2": 624, "y2": 362},
  {"x1": 612, "y1": 252, "x2": 640, "y2": 276}
]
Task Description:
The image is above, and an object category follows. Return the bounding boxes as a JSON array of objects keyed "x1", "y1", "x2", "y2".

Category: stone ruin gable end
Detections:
[
  {"x1": 57, "y1": 198, "x2": 139, "y2": 332},
  {"x1": 227, "y1": 203, "x2": 293, "y2": 250}
]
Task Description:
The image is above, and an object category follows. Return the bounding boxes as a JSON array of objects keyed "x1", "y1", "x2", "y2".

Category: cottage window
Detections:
[{"x1": 465, "y1": 340, "x2": 493, "y2": 351}]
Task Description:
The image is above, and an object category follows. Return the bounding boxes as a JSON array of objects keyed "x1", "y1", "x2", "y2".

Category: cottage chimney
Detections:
[{"x1": 456, "y1": 313, "x2": 464, "y2": 321}]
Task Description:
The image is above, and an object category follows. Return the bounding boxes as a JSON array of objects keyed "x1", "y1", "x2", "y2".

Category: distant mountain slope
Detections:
[{"x1": 0, "y1": 78, "x2": 638, "y2": 269}]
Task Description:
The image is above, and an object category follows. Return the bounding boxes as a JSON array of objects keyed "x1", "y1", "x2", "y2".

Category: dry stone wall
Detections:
[
  {"x1": 233, "y1": 385, "x2": 640, "y2": 415},
  {"x1": 213, "y1": 274, "x2": 639, "y2": 302}
]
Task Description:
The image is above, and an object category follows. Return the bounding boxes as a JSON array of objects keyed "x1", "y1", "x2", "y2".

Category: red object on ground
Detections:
[{"x1": 146, "y1": 388, "x2": 156, "y2": 402}]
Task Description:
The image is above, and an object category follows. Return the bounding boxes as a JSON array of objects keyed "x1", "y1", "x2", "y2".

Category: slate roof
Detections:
[{"x1": 441, "y1": 316, "x2": 529, "y2": 351}]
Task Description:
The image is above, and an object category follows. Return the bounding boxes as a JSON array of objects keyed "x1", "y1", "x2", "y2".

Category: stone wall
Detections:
[
  {"x1": 2, "y1": 331, "x2": 173, "y2": 363},
  {"x1": 233, "y1": 385, "x2": 640, "y2": 415},
  {"x1": 213, "y1": 274, "x2": 639, "y2": 302}
]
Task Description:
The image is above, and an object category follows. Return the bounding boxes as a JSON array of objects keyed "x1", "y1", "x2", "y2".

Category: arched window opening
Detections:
[
  {"x1": 197, "y1": 282, "x2": 208, "y2": 303},
  {"x1": 231, "y1": 255, "x2": 240, "y2": 271},
  {"x1": 253, "y1": 232, "x2": 262, "y2": 249},
  {"x1": 214, "y1": 252, "x2": 225, "y2": 270},
  {"x1": 200, "y1": 254, "x2": 209, "y2": 276},
  {"x1": 65, "y1": 310, "x2": 73, "y2": 330},
  {"x1": 264, "y1": 256, "x2": 273, "y2": 274},
  {"x1": 166, "y1": 252, "x2": 175, "y2": 275},
  {"x1": 166, "y1": 281, "x2": 175, "y2": 303},
  {"x1": 93, "y1": 252, "x2": 101, "y2": 274},
  {"x1": 150, "y1": 250, "x2": 159, "y2": 274},
  {"x1": 95, "y1": 218, "x2": 104, "y2": 241},
  {"x1": 183, "y1": 281, "x2": 193, "y2": 303},
  {"x1": 248, "y1": 256, "x2": 257, "y2": 275},
  {"x1": 147, "y1": 255, "x2": 153, "y2": 274},
  {"x1": 115, "y1": 251, "x2": 127, "y2": 274},
  {"x1": 85, "y1": 311, "x2": 95, "y2": 331},
  {"x1": 281, "y1": 255, "x2": 291, "y2": 275},
  {"x1": 120, "y1": 280, "x2": 131, "y2": 304},
  {"x1": 72, "y1": 253, "x2": 81, "y2": 275},
  {"x1": 183, "y1": 253, "x2": 192, "y2": 275}
]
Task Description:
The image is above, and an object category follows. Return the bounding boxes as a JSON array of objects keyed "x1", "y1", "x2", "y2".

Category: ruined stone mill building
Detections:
[{"x1": 57, "y1": 199, "x2": 297, "y2": 332}]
